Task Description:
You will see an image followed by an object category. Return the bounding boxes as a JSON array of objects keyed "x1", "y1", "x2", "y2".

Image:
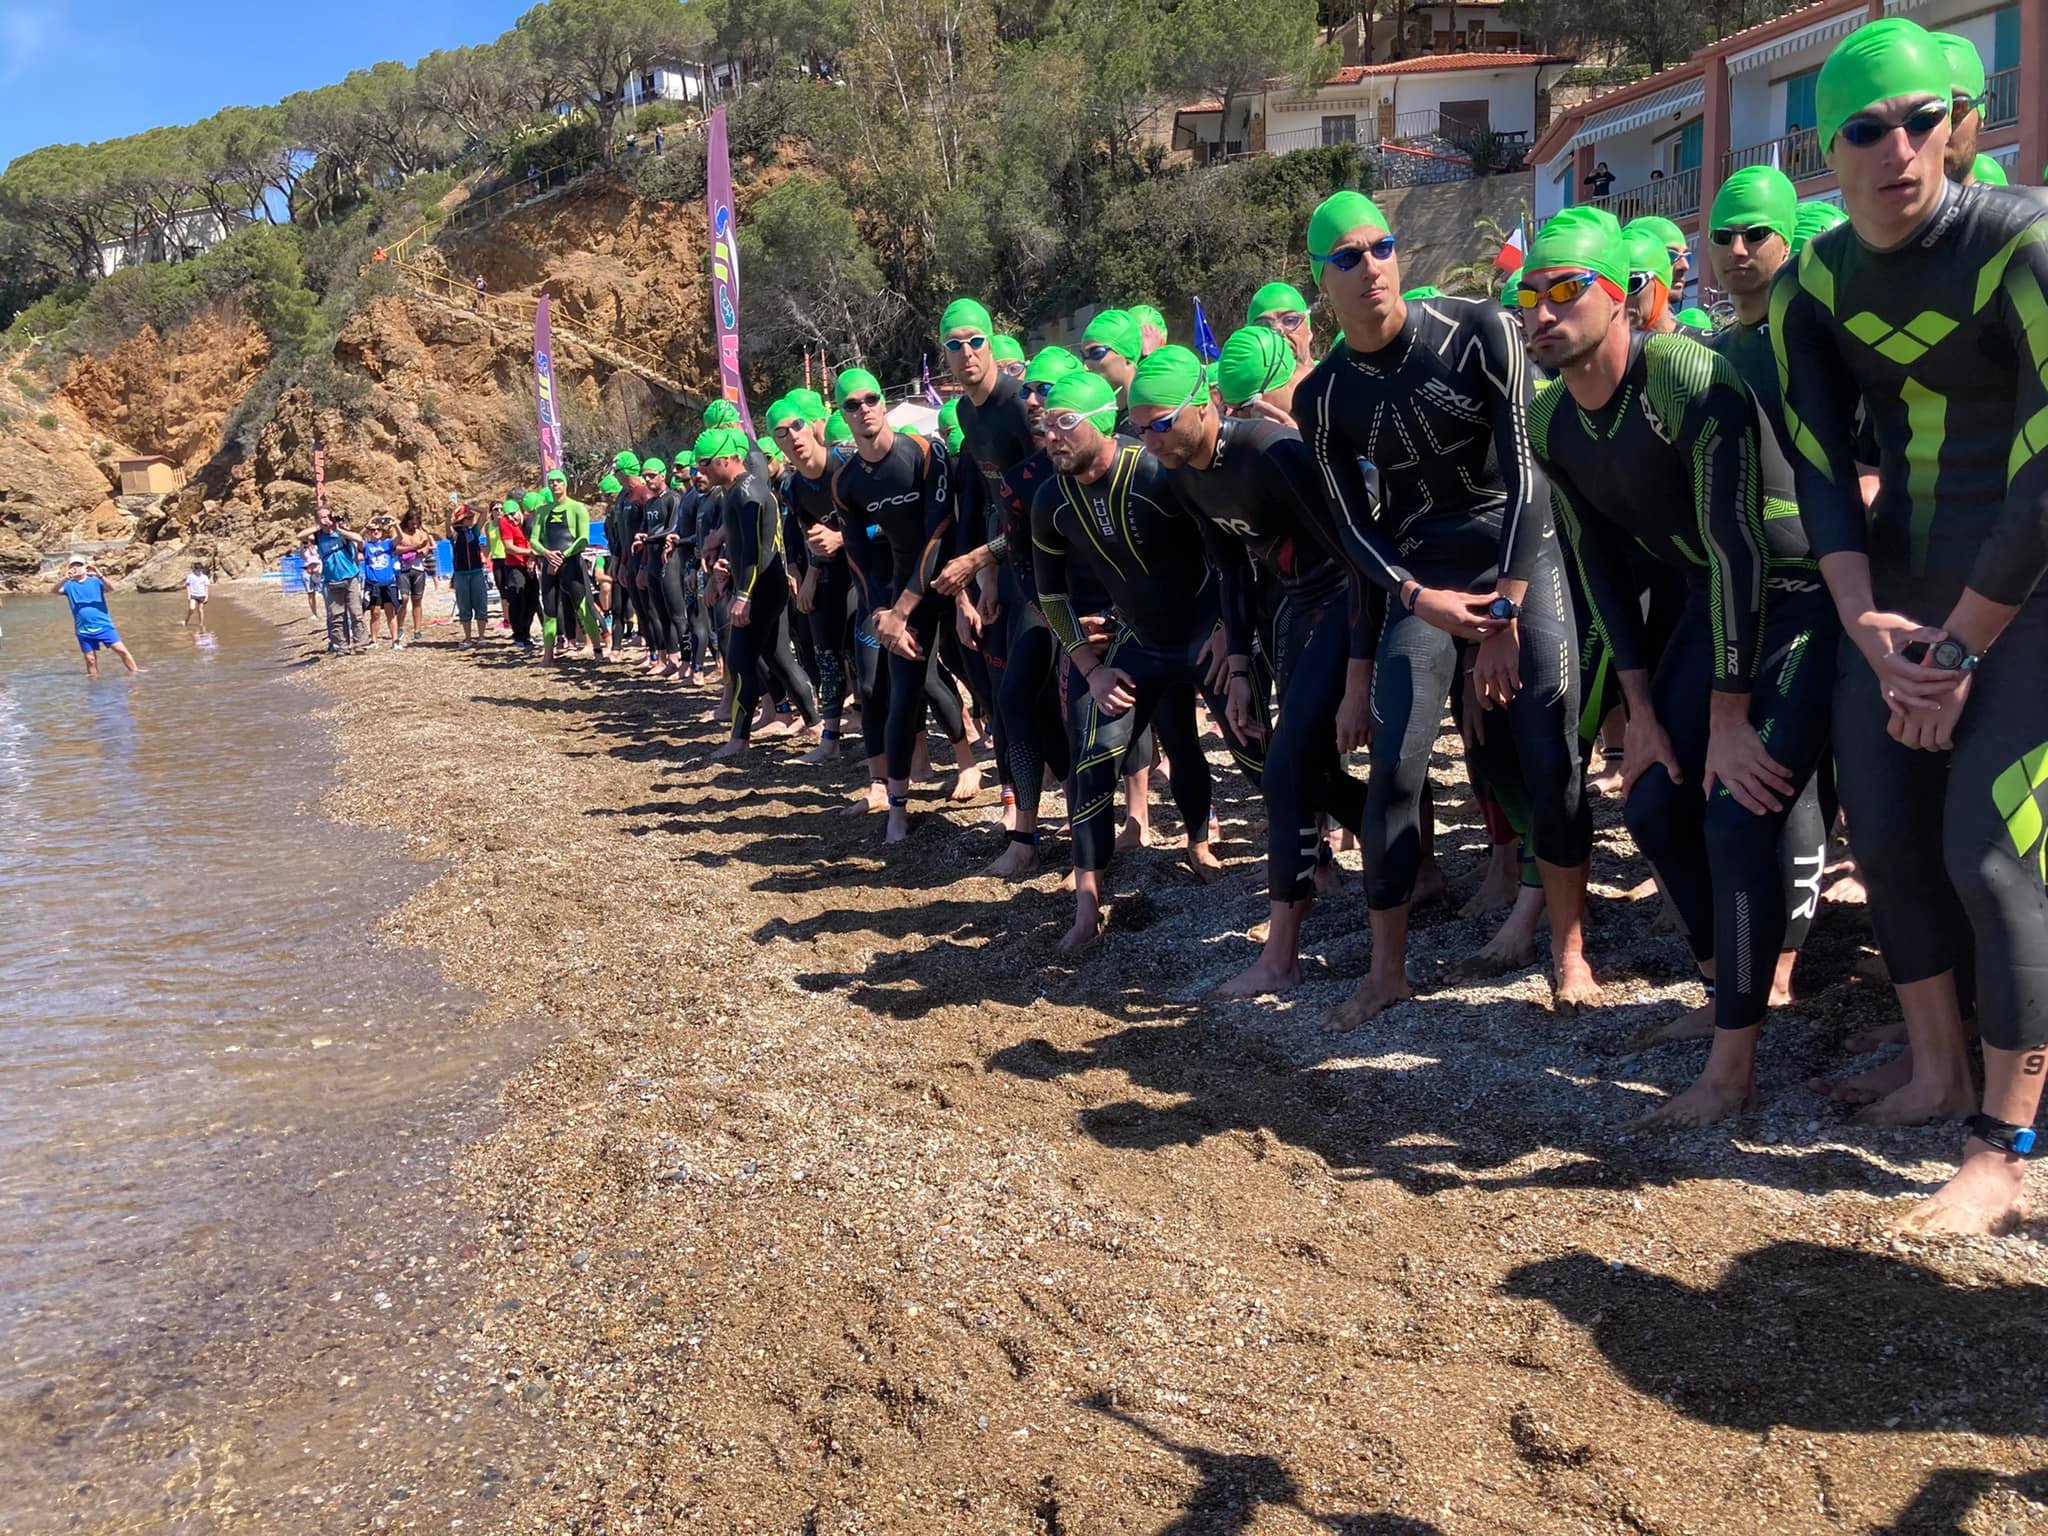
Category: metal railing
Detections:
[
  {"x1": 1583, "y1": 164, "x2": 1700, "y2": 222},
  {"x1": 1985, "y1": 65, "x2": 2018, "y2": 129},
  {"x1": 1723, "y1": 126, "x2": 1826, "y2": 182}
]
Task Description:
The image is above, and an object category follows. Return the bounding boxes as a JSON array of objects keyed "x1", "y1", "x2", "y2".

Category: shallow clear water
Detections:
[{"x1": 0, "y1": 591, "x2": 519, "y2": 1527}]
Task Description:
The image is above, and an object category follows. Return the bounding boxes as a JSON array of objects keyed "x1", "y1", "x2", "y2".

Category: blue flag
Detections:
[{"x1": 1192, "y1": 296, "x2": 1220, "y2": 362}]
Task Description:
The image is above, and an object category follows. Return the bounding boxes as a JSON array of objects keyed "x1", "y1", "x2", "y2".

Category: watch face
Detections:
[
  {"x1": 1931, "y1": 639, "x2": 1966, "y2": 670},
  {"x1": 1488, "y1": 597, "x2": 1516, "y2": 620}
]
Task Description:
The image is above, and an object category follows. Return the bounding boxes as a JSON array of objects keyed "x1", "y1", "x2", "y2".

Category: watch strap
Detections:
[{"x1": 1966, "y1": 1113, "x2": 2037, "y2": 1156}]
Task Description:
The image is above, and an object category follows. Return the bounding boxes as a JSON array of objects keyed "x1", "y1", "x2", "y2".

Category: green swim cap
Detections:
[
  {"x1": 1676, "y1": 307, "x2": 1714, "y2": 331},
  {"x1": 1526, "y1": 206, "x2": 1628, "y2": 293},
  {"x1": 501, "y1": 498, "x2": 521, "y2": 516},
  {"x1": 1129, "y1": 303, "x2": 1167, "y2": 340},
  {"x1": 521, "y1": 490, "x2": 547, "y2": 512},
  {"x1": 599, "y1": 474, "x2": 622, "y2": 495},
  {"x1": 641, "y1": 456, "x2": 666, "y2": 475},
  {"x1": 1307, "y1": 190, "x2": 1391, "y2": 275},
  {"x1": 694, "y1": 427, "x2": 744, "y2": 462},
  {"x1": 898, "y1": 422, "x2": 922, "y2": 438},
  {"x1": 1972, "y1": 153, "x2": 2009, "y2": 186},
  {"x1": 1402, "y1": 285, "x2": 1444, "y2": 300},
  {"x1": 1817, "y1": 18, "x2": 1950, "y2": 151},
  {"x1": 614, "y1": 450, "x2": 641, "y2": 473},
  {"x1": 1247, "y1": 281, "x2": 1308, "y2": 323},
  {"x1": 677, "y1": 450, "x2": 697, "y2": 468},
  {"x1": 1128, "y1": 345, "x2": 1206, "y2": 410},
  {"x1": 1623, "y1": 215, "x2": 1687, "y2": 256},
  {"x1": 940, "y1": 297, "x2": 994, "y2": 337},
  {"x1": 760, "y1": 438, "x2": 785, "y2": 462},
  {"x1": 991, "y1": 334, "x2": 1025, "y2": 364},
  {"x1": 764, "y1": 395, "x2": 807, "y2": 431},
  {"x1": 947, "y1": 426, "x2": 965, "y2": 453},
  {"x1": 1023, "y1": 345, "x2": 1082, "y2": 385},
  {"x1": 703, "y1": 399, "x2": 741, "y2": 428},
  {"x1": 825, "y1": 415, "x2": 853, "y2": 445},
  {"x1": 1044, "y1": 369, "x2": 1118, "y2": 428},
  {"x1": 545, "y1": 467, "x2": 567, "y2": 486},
  {"x1": 1709, "y1": 165, "x2": 1798, "y2": 243},
  {"x1": 1082, "y1": 308, "x2": 1142, "y2": 362},
  {"x1": 1933, "y1": 31, "x2": 1986, "y2": 102},
  {"x1": 787, "y1": 387, "x2": 829, "y2": 422},
  {"x1": 1789, "y1": 199, "x2": 1849, "y2": 254},
  {"x1": 1623, "y1": 225, "x2": 1673, "y2": 289},
  {"x1": 937, "y1": 397, "x2": 960, "y2": 432},
  {"x1": 1213, "y1": 325, "x2": 1297, "y2": 407},
  {"x1": 834, "y1": 367, "x2": 883, "y2": 406}
]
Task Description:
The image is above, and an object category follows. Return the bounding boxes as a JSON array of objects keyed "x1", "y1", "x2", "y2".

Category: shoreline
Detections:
[{"x1": 276, "y1": 588, "x2": 2046, "y2": 1533}]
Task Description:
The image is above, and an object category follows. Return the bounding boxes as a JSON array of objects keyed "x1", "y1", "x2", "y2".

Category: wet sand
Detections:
[{"x1": 220, "y1": 591, "x2": 2048, "y2": 1532}]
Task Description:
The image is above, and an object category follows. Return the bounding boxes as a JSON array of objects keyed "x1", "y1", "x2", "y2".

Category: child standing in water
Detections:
[
  {"x1": 56, "y1": 557, "x2": 139, "y2": 679},
  {"x1": 183, "y1": 561, "x2": 211, "y2": 632}
]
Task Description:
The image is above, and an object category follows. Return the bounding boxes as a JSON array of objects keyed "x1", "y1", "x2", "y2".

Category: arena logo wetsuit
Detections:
[
  {"x1": 532, "y1": 495, "x2": 596, "y2": 646},
  {"x1": 1771, "y1": 181, "x2": 2048, "y2": 1057},
  {"x1": 1031, "y1": 438, "x2": 1265, "y2": 871},
  {"x1": 1295, "y1": 293, "x2": 1588, "y2": 913},
  {"x1": 1533, "y1": 328, "x2": 1837, "y2": 1035}
]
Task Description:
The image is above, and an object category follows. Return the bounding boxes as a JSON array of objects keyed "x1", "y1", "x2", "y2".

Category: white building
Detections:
[{"x1": 97, "y1": 208, "x2": 250, "y2": 277}]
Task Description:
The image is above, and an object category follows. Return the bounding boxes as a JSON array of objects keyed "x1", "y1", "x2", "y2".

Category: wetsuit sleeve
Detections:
[
  {"x1": 729, "y1": 487, "x2": 767, "y2": 599},
  {"x1": 1030, "y1": 479, "x2": 1086, "y2": 655},
  {"x1": 1194, "y1": 512, "x2": 1255, "y2": 657},
  {"x1": 1770, "y1": 255, "x2": 1869, "y2": 564},
  {"x1": 905, "y1": 438, "x2": 954, "y2": 600},
  {"x1": 563, "y1": 501, "x2": 589, "y2": 559},
  {"x1": 1475, "y1": 307, "x2": 1551, "y2": 583},
  {"x1": 1974, "y1": 228, "x2": 2048, "y2": 604},
  {"x1": 1302, "y1": 366, "x2": 1410, "y2": 594},
  {"x1": 1273, "y1": 432, "x2": 1376, "y2": 661},
  {"x1": 1669, "y1": 342, "x2": 1769, "y2": 689}
]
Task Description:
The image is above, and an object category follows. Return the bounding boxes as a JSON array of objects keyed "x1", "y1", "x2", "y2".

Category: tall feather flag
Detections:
[
  {"x1": 705, "y1": 107, "x2": 757, "y2": 439},
  {"x1": 921, "y1": 353, "x2": 942, "y2": 407},
  {"x1": 534, "y1": 293, "x2": 563, "y2": 474},
  {"x1": 1191, "y1": 297, "x2": 1220, "y2": 362}
]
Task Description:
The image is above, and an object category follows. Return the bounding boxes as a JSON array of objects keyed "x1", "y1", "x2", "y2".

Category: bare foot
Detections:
[
  {"x1": 1246, "y1": 919, "x2": 1271, "y2": 944},
  {"x1": 755, "y1": 716, "x2": 795, "y2": 739},
  {"x1": 1210, "y1": 955, "x2": 1300, "y2": 998},
  {"x1": 1855, "y1": 1071, "x2": 1977, "y2": 1127},
  {"x1": 1552, "y1": 952, "x2": 1602, "y2": 1013},
  {"x1": 1842, "y1": 1020, "x2": 1907, "y2": 1054},
  {"x1": 1652, "y1": 895, "x2": 1682, "y2": 935},
  {"x1": 1769, "y1": 950, "x2": 1797, "y2": 1010},
  {"x1": 707, "y1": 738, "x2": 747, "y2": 762},
  {"x1": 1057, "y1": 908, "x2": 1105, "y2": 956},
  {"x1": 1184, "y1": 843, "x2": 1225, "y2": 885},
  {"x1": 1313, "y1": 860, "x2": 1345, "y2": 899},
  {"x1": 1450, "y1": 924, "x2": 1536, "y2": 981},
  {"x1": 1588, "y1": 764, "x2": 1625, "y2": 797},
  {"x1": 1893, "y1": 1145, "x2": 2032, "y2": 1237},
  {"x1": 984, "y1": 840, "x2": 1040, "y2": 881},
  {"x1": 1826, "y1": 870, "x2": 1869, "y2": 906},
  {"x1": 850, "y1": 781, "x2": 888, "y2": 815},
  {"x1": 950, "y1": 765, "x2": 983, "y2": 803},
  {"x1": 1623, "y1": 876, "x2": 1659, "y2": 901},
  {"x1": 1323, "y1": 970, "x2": 1412, "y2": 1032},
  {"x1": 799, "y1": 738, "x2": 841, "y2": 766},
  {"x1": 884, "y1": 808, "x2": 911, "y2": 844},
  {"x1": 1116, "y1": 816, "x2": 1149, "y2": 852},
  {"x1": 1810, "y1": 1051, "x2": 1913, "y2": 1106},
  {"x1": 1626, "y1": 1073, "x2": 1757, "y2": 1129},
  {"x1": 1412, "y1": 860, "x2": 1450, "y2": 910},
  {"x1": 1458, "y1": 853, "x2": 1519, "y2": 919},
  {"x1": 1626, "y1": 998, "x2": 1714, "y2": 1049}
]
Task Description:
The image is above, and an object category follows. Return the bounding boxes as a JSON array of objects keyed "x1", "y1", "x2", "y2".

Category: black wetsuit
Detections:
[
  {"x1": 1773, "y1": 183, "x2": 2048, "y2": 1052},
  {"x1": 1032, "y1": 439, "x2": 1265, "y2": 870},
  {"x1": 955, "y1": 377, "x2": 1041, "y2": 808},
  {"x1": 835, "y1": 432, "x2": 965, "y2": 785},
  {"x1": 788, "y1": 465, "x2": 866, "y2": 739},
  {"x1": 1534, "y1": 329, "x2": 1836, "y2": 1035},
  {"x1": 640, "y1": 485, "x2": 684, "y2": 656},
  {"x1": 721, "y1": 469, "x2": 819, "y2": 739},
  {"x1": 1167, "y1": 417, "x2": 1368, "y2": 903},
  {"x1": 991, "y1": 447, "x2": 1079, "y2": 828},
  {"x1": 606, "y1": 488, "x2": 643, "y2": 643},
  {"x1": 1295, "y1": 293, "x2": 1588, "y2": 910}
]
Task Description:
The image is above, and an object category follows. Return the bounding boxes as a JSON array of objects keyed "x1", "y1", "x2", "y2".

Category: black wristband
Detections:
[
  {"x1": 1966, "y1": 1113, "x2": 2038, "y2": 1156},
  {"x1": 1403, "y1": 583, "x2": 1421, "y2": 614},
  {"x1": 1228, "y1": 669, "x2": 1250, "y2": 681}
]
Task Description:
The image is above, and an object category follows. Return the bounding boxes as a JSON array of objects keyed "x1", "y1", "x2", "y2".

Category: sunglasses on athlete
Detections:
[
  {"x1": 1135, "y1": 382, "x2": 1202, "y2": 435},
  {"x1": 841, "y1": 392, "x2": 884, "y2": 412},
  {"x1": 1709, "y1": 224, "x2": 1781, "y2": 247},
  {"x1": 1625, "y1": 270, "x2": 1657, "y2": 296},
  {"x1": 1837, "y1": 100, "x2": 1948, "y2": 148},
  {"x1": 943, "y1": 333, "x2": 988, "y2": 352},
  {"x1": 1081, "y1": 344, "x2": 1115, "y2": 363},
  {"x1": 1514, "y1": 269, "x2": 1605, "y2": 309},
  {"x1": 1315, "y1": 234, "x2": 1398, "y2": 273},
  {"x1": 1019, "y1": 380, "x2": 1055, "y2": 401}
]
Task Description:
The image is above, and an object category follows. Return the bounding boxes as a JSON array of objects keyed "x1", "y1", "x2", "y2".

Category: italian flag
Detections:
[{"x1": 1494, "y1": 219, "x2": 1527, "y2": 273}]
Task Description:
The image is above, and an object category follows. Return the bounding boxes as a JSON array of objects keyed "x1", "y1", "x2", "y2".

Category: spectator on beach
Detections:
[
  {"x1": 56, "y1": 557, "x2": 139, "y2": 679},
  {"x1": 183, "y1": 560, "x2": 211, "y2": 632},
  {"x1": 447, "y1": 498, "x2": 491, "y2": 648},
  {"x1": 393, "y1": 509, "x2": 434, "y2": 646},
  {"x1": 303, "y1": 507, "x2": 366, "y2": 655},
  {"x1": 297, "y1": 536, "x2": 322, "y2": 619},
  {"x1": 361, "y1": 517, "x2": 403, "y2": 648}
]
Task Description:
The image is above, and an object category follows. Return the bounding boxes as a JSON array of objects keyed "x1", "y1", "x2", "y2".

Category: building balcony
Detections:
[
  {"x1": 1583, "y1": 164, "x2": 1700, "y2": 223},
  {"x1": 1723, "y1": 126, "x2": 1827, "y2": 184},
  {"x1": 1985, "y1": 65, "x2": 2018, "y2": 130}
]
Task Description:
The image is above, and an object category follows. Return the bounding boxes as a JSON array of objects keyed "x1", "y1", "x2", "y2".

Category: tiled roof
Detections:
[{"x1": 1325, "y1": 52, "x2": 1575, "y2": 82}]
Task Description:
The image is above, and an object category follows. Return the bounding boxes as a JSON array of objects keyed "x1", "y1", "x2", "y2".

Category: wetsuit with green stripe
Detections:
[
  {"x1": 1030, "y1": 438, "x2": 1264, "y2": 871},
  {"x1": 1532, "y1": 329, "x2": 1837, "y2": 1034},
  {"x1": 1772, "y1": 183, "x2": 2048, "y2": 1052},
  {"x1": 533, "y1": 495, "x2": 598, "y2": 644}
]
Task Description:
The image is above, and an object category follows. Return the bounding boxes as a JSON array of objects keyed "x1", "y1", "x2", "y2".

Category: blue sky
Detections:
[{"x1": 0, "y1": 1, "x2": 522, "y2": 169}]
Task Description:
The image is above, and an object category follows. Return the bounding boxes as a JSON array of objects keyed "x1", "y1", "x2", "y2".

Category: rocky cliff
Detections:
[{"x1": 0, "y1": 176, "x2": 713, "y2": 591}]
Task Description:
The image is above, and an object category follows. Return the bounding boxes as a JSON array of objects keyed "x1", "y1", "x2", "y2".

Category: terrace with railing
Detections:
[{"x1": 1580, "y1": 164, "x2": 1701, "y2": 223}]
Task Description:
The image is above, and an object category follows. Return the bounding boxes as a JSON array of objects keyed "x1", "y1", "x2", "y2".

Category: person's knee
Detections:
[{"x1": 1622, "y1": 768, "x2": 1688, "y2": 862}]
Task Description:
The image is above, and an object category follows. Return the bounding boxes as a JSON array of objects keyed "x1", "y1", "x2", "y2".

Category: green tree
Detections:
[
  {"x1": 1161, "y1": 0, "x2": 1335, "y2": 153},
  {"x1": 514, "y1": 0, "x2": 711, "y2": 154},
  {"x1": 735, "y1": 173, "x2": 903, "y2": 393}
]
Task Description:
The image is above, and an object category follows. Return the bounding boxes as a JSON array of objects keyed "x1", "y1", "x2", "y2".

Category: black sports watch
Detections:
[
  {"x1": 1929, "y1": 638, "x2": 1981, "y2": 673},
  {"x1": 1487, "y1": 596, "x2": 1519, "y2": 622},
  {"x1": 1965, "y1": 1114, "x2": 2038, "y2": 1156}
]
